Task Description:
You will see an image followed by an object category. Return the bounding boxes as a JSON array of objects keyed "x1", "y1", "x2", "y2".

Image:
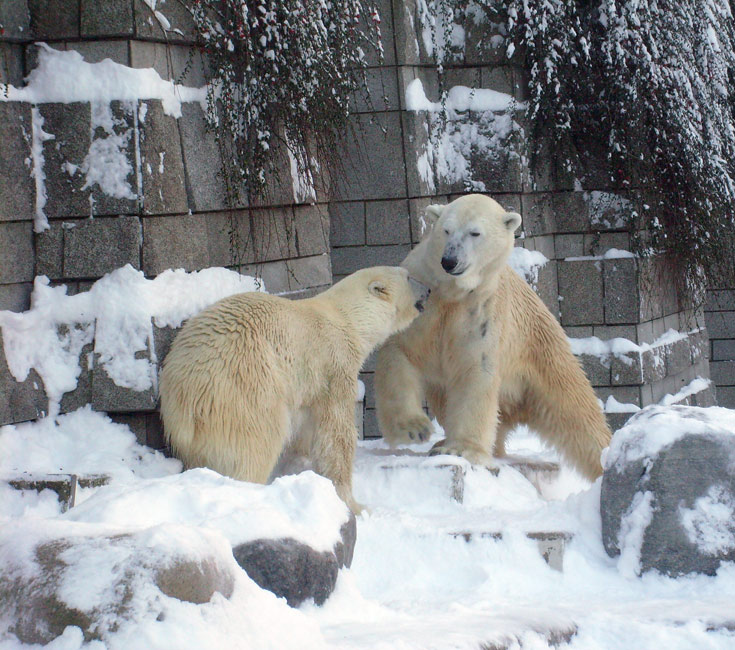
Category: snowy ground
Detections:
[{"x1": 2, "y1": 409, "x2": 735, "y2": 650}]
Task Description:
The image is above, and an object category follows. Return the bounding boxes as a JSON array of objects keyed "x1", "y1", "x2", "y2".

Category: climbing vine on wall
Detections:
[{"x1": 183, "y1": 0, "x2": 382, "y2": 207}]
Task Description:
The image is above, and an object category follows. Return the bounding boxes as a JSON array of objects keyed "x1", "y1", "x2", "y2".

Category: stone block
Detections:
[
  {"x1": 564, "y1": 325, "x2": 593, "y2": 339},
  {"x1": 665, "y1": 338, "x2": 693, "y2": 377},
  {"x1": 352, "y1": 66, "x2": 400, "y2": 113},
  {"x1": 584, "y1": 232, "x2": 631, "y2": 257},
  {"x1": 139, "y1": 100, "x2": 188, "y2": 215},
  {"x1": 294, "y1": 204, "x2": 329, "y2": 257},
  {"x1": 0, "y1": 102, "x2": 34, "y2": 222},
  {"x1": 59, "y1": 340, "x2": 92, "y2": 413},
  {"x1": 244, "y1": 207, "x2": 297, "y2": 263},
  {"x1": 332, "y1": 244, "x2": 411, "y2": 276},
  {"x1": 80, "y1": 0, "x2": 134, "y2": 36},
  {"x1": 551, "y1": 192, "x2": 590, "y2": 233},
  {"x1": 520, "y1": 193, "x2": 555, "y2": 237},
  {"x1": 718, "y1": 387, "x2": 735, "y2": 408},
  {"x1": 363, "y1": 408, "x2": 381, "y2": 439},
  {"x1": 153, "y1": 325, "x2": 179, "y2": 367},
  {"x1": 0, "y1": 43, "x2": 24, "y2": 85},
  {"x1": 63, "y1": 40, "x2": 130, "y2": 65},
  {"x1": 533, "y1": 262, "x2": 558, "y2": 317},
  {"x1": 0, "y1": 342, "x2": 47, "y2": 425},
  {"x1": 392, "y1": 0, "x2": 420, "y2": 65},
  {"x1": 402, "y1": 110, "x2": 434, "y2": 199},
  {"x1": 601, "y1": 405, "x2": 735, "y2": 576},
  {"x1": 709, "y1": 361, "x2": 735, "y2": 387},
  {"x1": 480, "y1": 65, "x2": 515, "y2": 97},
  {"x1": 706, "y1": 312, "x2": 735, "y2": 340},
  {"x1": 557, "y1": 260, "x2": 604, "y2": 326},
  {"x1": 641, "y1": 348, "x2": 667, "y2": 384},
  {"x1": 610, "y1": 353, "x2": 643, "y2": 386},
  {"x1": 0, "y1": 221, "x2": 33, "y2": 284},
  {"x1": 333, "y1": 112, "x2": 407, "y2": 201},
  {"x1": 592, "y1": 324, "x2": 638, "y2": 342},
  {"x1": 712, "y1": 339, "x2": 735, "y2": 361},
  {"x1": 134, "y1": 0, "x2": 196, "y2": 43},
  {"x1": 232, "y1": 513, "x2": 356, "y2": 607},
  {"x1": 366, "y1": 199, "x2": 410, "y2": 245},
  {"x1": 63, "y1": 216, "x2": 141, "y2": 278},
  {"x1": 176, "y1": 102, "x2": 228, "y2": 212},
  {"x1": 606, "y1": 412, "x2": 635, "y2": 433},
  {"x1": 359, "y1": 371, "x2": 376, "y2": 409},
  {"x1": 142, "y1": 213, "x2": 210, "y2": 276},
  {"x1": 242, "y1": 255, "x2": 332, "y2": 296},
  {"x1": 603, "y1": 258, "x2": 639, "y2": 324},
  {"x1": 578, "y1": 354, "x2": 610, "y2": 387},
  {"x1": 706, "y1": 289, "x2": 735, "y2": 312},
  {"x1": 554, "y1": 234, "x2": 584, "y2": 260},
  {"x1": 91, "y1": 354, "x2": 157, "y2": 413},
  {"x1": 0, "y1": 282, "x2": 31, "y2": 312},
  {"x1": 689, "y1": 329, "x2": 709, "y2": 364},
  {"x1": 464, "y1": 11, "x2": 509, "y2": 65},
  {"x1": 651, "y1": 368, "x2": 703, "y2": 404},
  {"x1": 28, "y1": 0, "x2": 79, "y2": 39},
  {"x1": 38, "y1": 102, "x2": 92, "y2": 218},
  {"x1": 34, "y1": 222, "x2": 63, "y2": 279},
  {"x1": 130, "y1": 41, "x2": 210, "y2": 89},
  {"x1": 360, "y1": 0, "x2": 394, "y2": 66},
  {"x1": 330, "y1": 201, "x2": 365, "y2": 247},
  {"x1": 409, "y1": 196, "x2": 441, "y2": 243},
  {"x1": 0, "y1": 0, "x2": 30, "y2": 41},
  {"x1": 596, "y1": 385, "x2": 642, "y2": 409}
]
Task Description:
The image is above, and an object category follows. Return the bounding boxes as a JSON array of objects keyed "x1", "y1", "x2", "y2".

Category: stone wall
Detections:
[
  {"x1": 0, "y1": 0, "x2": 332, "y2": 442},
  {"x1": 706, "y1": 287, "x2": 735, "y2": 409}
]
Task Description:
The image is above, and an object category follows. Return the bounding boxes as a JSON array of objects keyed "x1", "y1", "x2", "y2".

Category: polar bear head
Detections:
[{"x1": 403, "y1": 194, "x2": 521, "y2": 294}]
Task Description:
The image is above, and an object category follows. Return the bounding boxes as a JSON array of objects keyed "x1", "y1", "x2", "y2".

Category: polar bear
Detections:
[
  {"x1": 375, "y1": 194, "x2": 611, "y2": 479},
  {"x1": 160, "y1": 266, "x2": 428, "y2": 513}
]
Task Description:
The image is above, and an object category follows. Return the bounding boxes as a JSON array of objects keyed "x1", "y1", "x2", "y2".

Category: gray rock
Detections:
[
  {"x1": 601, "y1": 405, "x2": 735, "y2": 576},
  {"x1": 80, "y1": 0, "x2": 134, "y2": 37},
  {"x1": 0, "y1": 338, "x2": 47, "y2": 426},
  {"x1": 91, "y1": 358, "x2": 158, "y2": 413},
  {"x1": 0, "y1": 282, "x2": 32, "y2": 313},
  {"x1": 63, "y1": 215, "x2": 141, "y2": 278},
  {"x1": 0, "y1": 103, "x2": 34, "y2": 222},
  {"x1": 603, "y1": 258, "x2": 639, "y2": 324},
  {"x1": 139, "y1": 100, "x2": 188, "y2": 215},
  {"x1": 0, "y1": 221, "x2": 34, "y2": 284},
  {"x1": 330, "y1": 201, "x2": 365, "y2": 247},
  {"x1": 366, "y1": 199, "x2": 410, "y2": 245},
  {"x1": 557, "y1": 260, "x2": 604, "y2": 326},
  {"x1": 133, "y1": 0, "x2": 197, "y2": 44},
  {"x1": 27, "y1": 0, "x2": 79, "y2": 39},
  {"x1": 232, "y1": 512, "x2": 356, "y2": 607},
  {"x1": 0, "y1": 0, "x2": 30, "y2": 41}
]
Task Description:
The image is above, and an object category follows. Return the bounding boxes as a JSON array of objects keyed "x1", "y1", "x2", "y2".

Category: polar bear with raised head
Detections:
[
  {"x1": 160, "y1": 266, "x2": 428, "y2": 514},
  {"x1": 375, "y1": 194, "x2": 611, "y2": 479}
]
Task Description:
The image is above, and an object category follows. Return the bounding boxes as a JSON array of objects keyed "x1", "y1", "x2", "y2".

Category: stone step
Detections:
[
  {"x1": 449, "y1": 530, "x2": 572, "y2": 572},
  {"x1": 376, "y1": 454, "x2": 561, "y2": 503},
  {"x1": 6, "y1": 473, "x2": 110, "y2": 510}
]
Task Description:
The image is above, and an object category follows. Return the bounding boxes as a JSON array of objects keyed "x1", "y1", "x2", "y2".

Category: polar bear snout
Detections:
[
  {"x1": 441, "y1": 254, "x2": 459, "y2": 274},
  {"x1": 408, "y1": 277, "x2": 431, "y2": 312}
]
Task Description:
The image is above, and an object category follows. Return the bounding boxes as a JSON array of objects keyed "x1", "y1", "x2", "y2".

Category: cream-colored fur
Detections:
[
  {"x1": 375, "y1": 194, "x2": 611, "y2": 480},
  {"x1": 160, "y1": 266, "x2": 423, "y2": 513}
]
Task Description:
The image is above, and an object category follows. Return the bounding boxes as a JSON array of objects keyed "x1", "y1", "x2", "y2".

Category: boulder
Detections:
[
  {"x1": 232, "y1": 511, "x2": 356, "y2": 607},
  {"x1": 601, "y1": 404, "x2": 735, "y2": 576}
]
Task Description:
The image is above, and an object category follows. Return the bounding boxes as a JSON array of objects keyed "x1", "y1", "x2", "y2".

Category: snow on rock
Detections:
[
  {"x1": 509, "y1": 247, "x2": 548, "y2": 286},
  {"x1": 0, "y1": 406, "x2": 181, "y2": 488},
  {"x1": 0, "y1": 266, "x2": 263, "y2": 416},
  {"x1": 605, "y1": 404, "x2": 735, "y2": 471},
  {"x1": 0, "y1": 44, "x2": 206, "y2": 118},
  {"x1": 680, "y1": 485, "x2": 735, "y2": 557}
]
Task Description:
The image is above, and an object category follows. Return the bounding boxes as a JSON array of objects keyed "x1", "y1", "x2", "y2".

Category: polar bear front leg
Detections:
[
  {"x1": 430, "y1": 375, "x2": 501, "y2": 470},
  {"x1": 309, "y1": 396, "x2": 365, "y2": 515},
  {"x1": 375, "y1": 337, "x2": 434, "y2": 445}
]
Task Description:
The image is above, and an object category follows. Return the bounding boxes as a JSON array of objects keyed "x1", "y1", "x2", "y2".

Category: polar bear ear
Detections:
[
  {"x1": 424, "y1": 204, "x2": 444, "y2": 228},
  {"x1": 503, "y1": 211, "x2": 522, "y2": 233},
  {"x1": 368, "y1": 280, "x2": 390, "y2": 300}
]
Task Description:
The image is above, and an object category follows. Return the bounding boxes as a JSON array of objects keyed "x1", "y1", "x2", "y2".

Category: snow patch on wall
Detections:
[
  {"x1": 617, "y1": 490, "x2": 654, "y2": 577},
  {"x1": 680, "y1": 485, "x2": 735, "y2": 556}
]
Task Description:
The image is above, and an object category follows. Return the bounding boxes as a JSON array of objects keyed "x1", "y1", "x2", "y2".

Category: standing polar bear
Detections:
[
  {"x1": 160, "y1": 266, "x2": 428, "y2": 514},
  {"x1": 375, "y1": 194, "x2": 611, "y2": 479}
]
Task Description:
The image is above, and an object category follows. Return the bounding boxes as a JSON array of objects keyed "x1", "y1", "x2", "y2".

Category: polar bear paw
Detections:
[
  {"x1": 429, "y1": 439, "x2": 499, "y2": 472},
  {"x1": 385, "y1": 414, "x2": 434, "y2": 445}
]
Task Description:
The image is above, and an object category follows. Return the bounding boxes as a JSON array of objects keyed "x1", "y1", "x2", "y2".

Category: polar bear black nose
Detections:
[{"x1": 441, "y1": 256, "x2": 458, "y2": 272}]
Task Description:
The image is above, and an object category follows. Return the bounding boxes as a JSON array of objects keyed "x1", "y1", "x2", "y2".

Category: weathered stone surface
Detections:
[
  {"x1": 710, "y1": 361, "x2": 735, "y2": 387},
  {"x1": 604, "y1": 258, "x2": 639, "y2": 324},
  {"x1": 0, "y1": 43, "x2": 24, "y2": 85},
  {"x1": 578, "y1": 354, "x2": 611, "y2": 387},
  {"x1": 332, "y1": 244, "x2": 411, "y2": 276},
  {"x1": 557, "y1": 260, "x2": 604, "y2": 326},
  {"x1": 0, "y1": 344, "x2": 47, "y2": 425},
  {"x1": 0, "y1": 0, "x2": 30, "y2": 41},
  {"x1": 520, "y1": 193, "x2": 556, "y2": 237},
  {"x1": 142, "y1": 213, "x2": 210, "y2": 275},
  {"x1": 27, "y1": 0, "x2": 79, "y2": 39},
  {"x1": 232, "y1": 512, "x2": 356, "y2": 607},
  {"x1": 601, "y1": 405, "x2": 735, "y2": 576},
  {"x1": 59, "y1": 341, "x2": 92, "y2": 414},
  {"x1": 130, "y1": 41, "x2": 210, "y2": 86},
  {"x1": 402, "y1": 110, "x2": 434, "y2": 199},
  {"x1": 333, "y1": 112, "x2": 407, "y2": 201},
  {"x1": 330, "y1": 201, "x2": 365, "y2": 246},
  {"x1": 64, "y1": 216, "x2": 141, "y2": 278},
  {"x1": 0, "y1": 103, "x2": 34, "y2": 222},
  {"x1": 241, "y1": 255, "x2": 332, "y2": 296},
  {"x1": 0, "y1": 282, "x2": 32, "y2": 313},
  {"x1": 139, "y1": 100, "x2": 188, "y2": 215},
  {"x1": 294, "y1": 204, "x2": 329, "y2": 257},
  {"x1": 38, "y1": 102, "x2": 92, "y2": 219},
  {"x1": 0, "y1": 221, "x2": 33, "y2": 284},
  {"x1": 366, "y1": 199, "x2": 410, "y2": 245},
  {"x1": 177, "y1": 102, "x2": 228, "y2": 212},
  {"x1": 134, "y1": 0, "x2": 197, "y2": 43},
  {"x1": 712, "y1": 339, "x2": 735, "y2": 361},
  {"x1": 91, "y1": 351, "x2": 157, "y2": 413},
  {"x1": 352, "y1": 66, "x2": 401, "y2": 113},
  {"x1": 64, "y1": 40, "x2": 130, "y2": 65},
  {"x1": 155, "y1": 557, "x2": 235, "y2": 604},
  {"x1": 610, "y1": 353, "x2": 643, "y2": 386},
  {"x1": 80, "y1": 0, "x2": 134, "y2": 37}
]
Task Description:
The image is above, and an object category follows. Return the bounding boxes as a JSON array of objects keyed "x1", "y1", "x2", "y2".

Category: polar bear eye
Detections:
[
  {"x1": 470, "y1": 231, "x2": 481, "y2": 237},
  {"x1": 443, "y1": 228, "x2": 450, "y2": 235}
]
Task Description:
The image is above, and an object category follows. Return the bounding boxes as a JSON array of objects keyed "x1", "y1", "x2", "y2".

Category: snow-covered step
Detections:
[
  {"x1": 479, "y1": 621, "x2": 578, "y2": 650},
  {"x1": 449, "y1": 530, "x2": 572, "y2": 571},
  {"x1": 6, "y1": 473, "x2": 110, "y2": 510}
]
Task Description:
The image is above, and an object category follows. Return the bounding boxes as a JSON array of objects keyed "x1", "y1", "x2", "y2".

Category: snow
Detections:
[
  {"x1": 617, "y1": 491, "x2": 654, "y2": 577},
  {"x1": 405, "y1": 78, "x2": 519, "y2": 114},
  {"x1": 509, "y1": 247, "x2": 549, "y2": 286},
  {"x1": 680, "y1": 485, "x2": 735, "y2": 556},
  {"x1": 605, "y1": 404, "x2": 735, "y2": 471},
  {"x1": 0, "y1": 266, "x2": 263, "y2": 417},
  {"x1": 0, "y1": 44, "x2": 207, "y2": 118}
]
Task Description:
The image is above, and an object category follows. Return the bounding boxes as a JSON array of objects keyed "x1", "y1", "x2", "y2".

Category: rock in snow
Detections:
[{"x1": 601, "y1": 405, "x2": 735, "y2": 576}]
